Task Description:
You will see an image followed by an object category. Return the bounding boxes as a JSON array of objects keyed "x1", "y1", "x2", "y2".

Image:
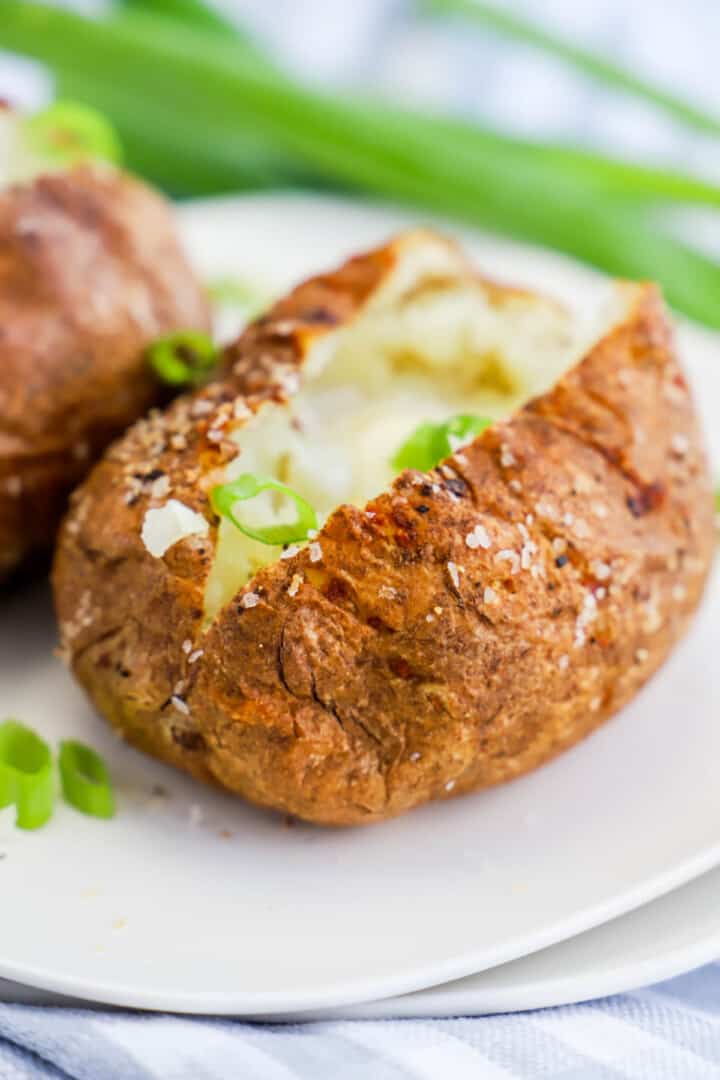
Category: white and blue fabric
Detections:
[{"x1": 1, "y1": 966, "x2": 720, "y2": 1077}]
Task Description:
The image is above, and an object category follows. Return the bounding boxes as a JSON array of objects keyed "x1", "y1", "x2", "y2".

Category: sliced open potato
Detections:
[{"x1": 53, "y1": 231, "x2": 715, "y2": 825}]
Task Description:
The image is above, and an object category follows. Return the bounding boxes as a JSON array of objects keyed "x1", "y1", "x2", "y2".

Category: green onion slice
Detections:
[
  {"x1": 0, "y1": 720, "x2": 54, "y2": 830},
  {"x1": 206, "y1": 276, "x2": 272, "y2": 315},
  {"x1": 59, "y1": 740, "x2": 115, "y2": 819},
  {"x1": 21, "y1": 100, "x2": 122, "y2": 168},
  {"x1": 392, "y1": 413, "x2": 492, "y2": 472},
  {"x1": 211, "y1": 473, "x2": 318, "y2": 545},
  {"x1": 147, "y1": 330, "x2": 219, "y2": 387}
]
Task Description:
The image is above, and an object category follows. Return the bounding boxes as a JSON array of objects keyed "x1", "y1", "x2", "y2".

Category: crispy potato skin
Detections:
[
  {"x1": 53, "y1": 237, "x2": 715, "y2": 825},
  {"x1": 0, "y1": 164, "x2": 210, "y2": 580}
]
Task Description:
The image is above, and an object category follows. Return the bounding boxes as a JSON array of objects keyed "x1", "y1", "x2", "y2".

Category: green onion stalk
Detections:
[
  {"x1": 0, "y1": 720, "x2": 54, "y2": 830},
  {"x1": 3, "y1": 3, "x2": 720, "y2": 326}
]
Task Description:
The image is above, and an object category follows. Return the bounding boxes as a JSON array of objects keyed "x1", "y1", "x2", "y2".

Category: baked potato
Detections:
[
  {"x1": 53, "y1": 230, "x2": 715, "y2": 825},
  {"x1": 0, "y1": 110, "x2": 210, "y2": 581}
]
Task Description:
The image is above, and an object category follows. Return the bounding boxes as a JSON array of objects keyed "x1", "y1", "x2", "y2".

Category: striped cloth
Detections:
[
  {"x1": 1, "y1": 966, "x2": 720, "y2": 1078},
  {"x1": 2, "y1": 2, "x2": 720, "y2": 1077}
]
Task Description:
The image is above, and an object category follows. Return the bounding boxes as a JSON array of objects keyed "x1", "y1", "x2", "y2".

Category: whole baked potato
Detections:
[
  {"x1": 0, "y1": 107, "x2": 210, "y2": 581},
  {"x1": 53, "y1": 231, "x2": 715, "y2": 825}
]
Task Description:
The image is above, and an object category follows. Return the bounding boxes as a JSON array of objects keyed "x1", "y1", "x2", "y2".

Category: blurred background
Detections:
[{"x1": 2, "y1": 0, "x2": 720, "y2": 326}]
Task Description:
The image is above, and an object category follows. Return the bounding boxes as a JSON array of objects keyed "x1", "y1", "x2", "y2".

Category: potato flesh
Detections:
[{"x1": 204, "y1": 272, "x2": 579, "y2": 621}]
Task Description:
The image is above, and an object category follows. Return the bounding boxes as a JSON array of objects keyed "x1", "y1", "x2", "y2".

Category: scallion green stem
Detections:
[
  {"x1": 4, "y1": 3, "x2": 720, "y2": 326},
  {"x1": 0, "y1": 720, "x2": 54, "y2": 830}
]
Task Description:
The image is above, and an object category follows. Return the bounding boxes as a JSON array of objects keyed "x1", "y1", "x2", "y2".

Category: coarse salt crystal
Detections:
[
  {"x1": 410, "y1": 751, "x2": 422, "y2": 762},
  {"x1": 483, "y1": 586, "x2": 497, "y2": 605},
  {"x1": 536, "y1": 500, "x2": 558, "y2": 521},
  {"x1": 171, "y1": 695, "x2": 190, "y2": 716},
  {"x1": 378, "y1": 585, "x2": 398, "y2": 600},
  {"x1": 509, "y1": 479, "x2": 523, "y2": 493},
  {"x1": 558, "y1": 654, "x2": 570, "y2": 671},
  {"x1": 141, "y1": 500, "x2": 208, "y2": 558},
  {"x1": 150, "y1": 474, "x2": 170, "y2": 499},
  {"x1": 288, "y1": 573, "x2": 303, "y2": 597},
  {"x1": 574, "y1": 591, "x2": 598, "y2": 648},
  {"x1": 592, "y1": 560, "x2": 611, "y2": 581},
  {"x1": 445, "y1": 779, "x2": 456, "y2": 792},
  {"x1": 188, "y1": 649, "x2": 204, "y2": 665},
  {"x1": 241, "y1": 592, "x2": 260, "y2": 609},
  {"x1": 500, "y1": 445, "x2": 516, "y2": 468},
  {"x1": 233, "y1": 399, "x2": 251, "y2": 420},
  {"x1": 563, "y1": 512, "x2": 575, "y2": 526},
  {"x1": 447, "y1": 561, "x2": 461, "y2": 589},
  {"x1": 635, "y1": 648, "x2": 649, "y2": 663},
  {"x1": 309, "y1": 542, "x2": 322, "y2": 563},
  {"x1": 281, "y1": 544, "x2": 301, "y2": 560},
  {"x1": 495, "y1": 549, "x2": 520, "y2": 574},
  {"x1": 520, "y1": 541, "x2": 537, "y2": 570},
  {"x1": 466, "y1": 524, "x2": 491, "y2": 550},
  {"x1": 181, "y1": 639, "x2": 192, "y2": 655}
]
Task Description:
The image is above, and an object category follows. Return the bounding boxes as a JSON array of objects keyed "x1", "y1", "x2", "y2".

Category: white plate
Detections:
[
  {"x1": 2, "y1": 864, "x2": 719, "y2": 1016},
  {"x1": 0, "y1": 193, "x2": 717, "y2": 1015}
]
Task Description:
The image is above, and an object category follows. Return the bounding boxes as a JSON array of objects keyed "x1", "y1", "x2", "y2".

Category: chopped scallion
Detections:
[
  {"x1": 59, "y1": 740, "x2": 115, "y2": 819},
  {"x1": 392, "y1": 414, "x2": 492, "y2": 472},
  {"x1": 0, "y1": 720, "x2": 54, "y2": 830},
  {"x1": 211, "y1": 473, "x2": 318, "y2": 546},
  {"x1": 21, "y1": 100, "x2": 122, "y2": 169},
  {"x1": 147, "y1": 330, "x2": 219, "y2": 387}
]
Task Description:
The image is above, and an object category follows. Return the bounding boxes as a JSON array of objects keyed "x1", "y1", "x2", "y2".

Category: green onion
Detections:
[
  {"x1": 420, "y1": 0, "x2": 720, "y2": 138},
  {"x1": 211, "y1": 474, "x2": 318, "y2": 546},
  {"x1": 114, "y1": 0, "x2": 720, "y2": 212},
  {"x1": 392, "y1": 422, "x2": 440, "y2": 474},
  {"x1": 59, "y1": 740, "x2": 115, "y2": 819},
  {"x1": 21, "y1": 100, "x2": 122, "y2": 168},
  {"x1": 5, "y1": 4, "x2": 720, "y2": 327},
  {"x1": 207, "y1": 276, "x2": 273, "y2": 316},
  {"x1": 116, "y1": 0, "x2": 269, "y2": 67},
  {"x1": 147, "y1": 330, "x2": 219, "y2": 387},
  {"x1": 393, "y1": 414, "x2": 492, "y2": 472},
  {"x1": 0, "y1": 721, "x2": 54, "y2": 830}
]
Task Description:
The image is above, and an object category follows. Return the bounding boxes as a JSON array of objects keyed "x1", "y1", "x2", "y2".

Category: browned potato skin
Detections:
[
  {"x1": 0, "y1": 163, "x2": 210, "y2": 581},
  {"x1": 53, "y1": 238, "x2": 715, "y2": 825}
]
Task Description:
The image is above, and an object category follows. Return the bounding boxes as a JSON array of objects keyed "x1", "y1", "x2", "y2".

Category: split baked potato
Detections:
[
  {"x1": 0, "y1": 111, "x2": 210, "y2": 581},
  {"x1": 53, "y1": 231, "x2": 715, "y2": 825}
]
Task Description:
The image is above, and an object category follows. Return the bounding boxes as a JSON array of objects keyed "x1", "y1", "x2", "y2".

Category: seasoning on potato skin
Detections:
[{"x1": 53, "y1": 232, "x2": 715, "y2": 826}]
